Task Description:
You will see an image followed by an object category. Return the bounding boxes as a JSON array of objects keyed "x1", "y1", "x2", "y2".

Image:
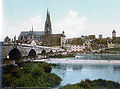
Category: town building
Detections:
[
  {"x1": 107, "y1": 30, "x2": 120, "y2": 49},
  {"x1": 107, "y1": 42, "x2": 115, "y2": 49},
  {"x1": 83, "y1": 36, "x2": 91, "y2": 51},
  {"x1": 89, "y1": 35, "x2": 95, "y2": 40},
  {"x1": 71, "y1": 45, "x2": 85, "y2": 52},
  {"x1": 65, "y1": 37, "x2": 85, "y2": 52},
  {"x1": 65, "y1": 30, "x2": 120, "y2": 53},
  {"x1": 43, "y1": 31, "x2": 66, "y2": 48}
]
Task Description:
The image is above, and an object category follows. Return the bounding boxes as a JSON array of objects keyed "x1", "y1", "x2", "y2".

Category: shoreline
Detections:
[{"x1": 34, "y1": 59, "x2": 120, "y2": 64}]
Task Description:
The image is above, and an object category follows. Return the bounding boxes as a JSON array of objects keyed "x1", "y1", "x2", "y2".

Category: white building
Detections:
[
  {"x1": 71, "y1": 45, "x2": 85, "y2": 52},
  {"x1": 107, "y1": 42, "x2": 115, "y2": 49}
]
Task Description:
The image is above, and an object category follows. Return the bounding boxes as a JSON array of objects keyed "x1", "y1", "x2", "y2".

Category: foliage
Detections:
[
  {"x1": 49, "y1": 54, "x2": 75, "y2": 58},
  {"x1": 60, "y1": 79, "x2": 120, "y2": 89},
  {"x1": 2, "y1": 62, "x2": 62, "y2": 88}
]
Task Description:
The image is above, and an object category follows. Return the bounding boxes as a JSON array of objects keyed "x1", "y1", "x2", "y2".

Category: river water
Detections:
[{"x1": 51, "y1": 55, "x2": 120, "y2": 86}]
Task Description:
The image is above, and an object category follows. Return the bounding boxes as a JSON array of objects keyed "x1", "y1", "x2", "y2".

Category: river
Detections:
[{"x1": 51, "y1": 55, "x2": 120, "y2": 86}]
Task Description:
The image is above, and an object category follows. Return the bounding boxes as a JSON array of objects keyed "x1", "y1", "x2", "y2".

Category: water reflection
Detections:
[
  {"x1": 114, "y1": 66, "x2": 120, "y2": 71},
  {"x1": 75, "y1": 54, "x2": 120, "y2": 60},
  {"x1": 53, "y1": 64, "x2": 82, "y2": 71},
  {"x1": 52, "y1": 63, "x2": 120, "y2": 86}
]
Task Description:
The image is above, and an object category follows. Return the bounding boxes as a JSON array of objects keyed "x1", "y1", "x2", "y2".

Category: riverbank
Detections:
[
  {"x1": 60, "y1": 79, "x2": 120, "y2": 89},
  {"x1": 34, "y1": 58, "x2": 120, "y2": 64}
]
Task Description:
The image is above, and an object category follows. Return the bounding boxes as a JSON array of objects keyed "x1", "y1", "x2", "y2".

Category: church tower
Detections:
[{"x1": 44, "y1": 9, "x2": 52, "y2": 35}]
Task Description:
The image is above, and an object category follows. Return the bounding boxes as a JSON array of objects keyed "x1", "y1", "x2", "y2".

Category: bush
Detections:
[
  {"x1": 2, "y1": 62, "x2": 62, "y2": 88},
  {"x1": 43, "y1": 65, "x2": 52, "y2": 73}
]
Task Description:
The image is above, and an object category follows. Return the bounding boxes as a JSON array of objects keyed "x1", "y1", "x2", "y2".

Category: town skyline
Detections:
[{"x1": 1, "y1": 0, "x2": 120, "y2": 40}]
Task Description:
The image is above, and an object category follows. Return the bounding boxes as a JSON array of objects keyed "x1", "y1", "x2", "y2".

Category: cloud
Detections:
[
  {"x1": 53, "y1": 10, "x2": 120, "y2": 38},
  {"x1": 53, "y1": 10, "x2": 88, "y2": 38}
]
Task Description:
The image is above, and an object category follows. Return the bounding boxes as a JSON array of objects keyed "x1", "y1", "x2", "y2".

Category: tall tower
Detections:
[
  {"x1": 99, "y1": 34, "x2": 102, "y2": 39},
  {"x1": 112, "y1": 30, "x2": 116, "y2": 38},
  {"x1": 31, "y1": 26, "x2": 34, "y2": 39},
  {"x1": 44, "y1": 9, "x2": 52, "y2": 35}
]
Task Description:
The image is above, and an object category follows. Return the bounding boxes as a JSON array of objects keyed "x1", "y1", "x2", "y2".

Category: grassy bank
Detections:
[
  {"x1": 2, "y1": 62, "x2": 62, "y2": 88},
  {"x1": 60, "y1": 79, "x2": 120, "y2": 89}
]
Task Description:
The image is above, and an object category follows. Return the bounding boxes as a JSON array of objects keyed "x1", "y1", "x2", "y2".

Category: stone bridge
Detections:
[{"x1": 2, "y1": 42, "x2": 64, "y2": 59}]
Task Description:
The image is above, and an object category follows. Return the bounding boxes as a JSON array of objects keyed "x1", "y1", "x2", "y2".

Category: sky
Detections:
[
  {"x1": 0, "y1": 0, "x2": 2, "y2": 41},
  {"x1": 1, "y1": 0, "x2": 120, "y2": 40}
]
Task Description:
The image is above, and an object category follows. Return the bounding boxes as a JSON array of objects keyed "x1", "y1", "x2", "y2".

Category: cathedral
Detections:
[
  {"x1": 18, "y1": 10, "x2": 66, "y2": 48},
  {"x1": 18, "y1": 9, "x2": 52, "y2": 41}
]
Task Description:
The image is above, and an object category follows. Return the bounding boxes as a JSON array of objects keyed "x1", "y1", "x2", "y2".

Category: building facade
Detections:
[
  {"x1": 18, "y1": 26, "x2": 44, "y2": 42},
  {"x1": 71, "y1": 45, "x2": 85, "y2": 52}
]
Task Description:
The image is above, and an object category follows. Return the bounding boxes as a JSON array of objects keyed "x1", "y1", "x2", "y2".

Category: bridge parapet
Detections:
[{"x1": 2, "y1": 43, "x2": 64, "y2": 59}]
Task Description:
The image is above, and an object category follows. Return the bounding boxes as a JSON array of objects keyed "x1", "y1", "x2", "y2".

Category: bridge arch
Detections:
[
  {"x1": 48, "y1": 50, "x2": 53, "y2": 54},
  {"x1": 50, "y1": 50, "x2": 53, "y2": 53},
  {"x1": 41, "y1": 49, "x2": 46, "y2": 55},
  {"x1": 8, "y1": 48, "x2": 21, "y2": 59},
  {"x1": 28, "y1": 49, "x2": 36, "y2": 57}
]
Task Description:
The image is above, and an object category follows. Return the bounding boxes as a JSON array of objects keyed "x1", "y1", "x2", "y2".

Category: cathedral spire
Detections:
[
  {"x1": 47, "y1": 9, "x2": 49, "y2": 15},
  {"x1": 46, "y1": 9, "x2": 50, "y2": 22},
  {"x1": 32, "y1": 26, "x2": 33, "y2": 32},
  {"x1": 44, "y1": 9, "x2": 52, "y2": 35}
]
